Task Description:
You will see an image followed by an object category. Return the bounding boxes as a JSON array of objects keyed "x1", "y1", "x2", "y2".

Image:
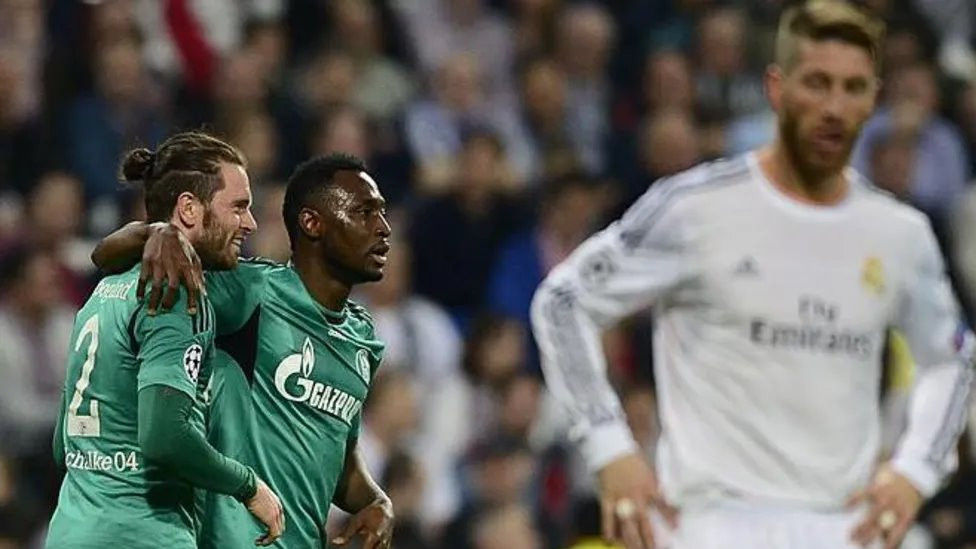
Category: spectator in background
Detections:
[
  {"x1": 471, "y1": 503, "x2": 543, "y2": 549},
  {"x1": 554, "y1": 4, "x2": 616, "y2": 175},
  {"x1": 383, "y1": 451, "x2": 428, "y2": 549},
  {"x1": 0, "y1": 49, "x2": 45, "y2": 197},
  {"x1": 508, "y1": 0, "x2": 560, "y2": 63},
  {"x1": 392, "y1": 0, "x2": 515, "y2": 108},
  {"x1": 64, "y1": 36, "x2": 168, "y2": 234},
  {"x1": 404, "y1": 53, "x2": 522, "y2": 192},
  {"x1": 853, "y1": 62, "x2": 970, "y2": 223},
  {"x1": 617, "y1": 108, "x2": 702, "y2": 208},
  {"x1": 643, "y1": 50, "x2": 696, "y2": 116},
  {"x1": 0, "y1": 247, "x2": 74, "y2": 510},
  {"x1": 16, "y1": 172, "x2": 94, "y2": 305},
  {"x1": 869, "y1": 133, "x2": 916, "y2": 201},
  {"x1": 510, "y1": 57, "x2": 583, "y2": 185},
  {"x1": 360, "y1": 370, "x2": 421, "y2": 484},
  {"x1": 133, "y1": 0, "x2": 282, "y2": 89},
  {"x1": 330, "y1": 0, "x2": 416, "y2": 125},
  {"x1": 694, "y1": 6, "x2": 767, "y2": 124},
  {"x1": 489, "y1": 173, "x2": 605, "y2": 330},
  {"x1": 247, "y1": 183, "x2": 289, "y2": 262},
  {"x1": 309, "y1": 106, "x2": 412, "y2": 205},
  {"x1": 222, "y1": 109, "x2": 279, "y2": 186},
  {"x1": 440, "y1": 437, "x2": 538, "y2": 549},
  {"x1": 608, "y1": 49, "x2": 698, "y2": 186},
  {"x1": 211, "y1": 48, "x2": 302, "y2": 176},
  {"x1": 0, "y1": 456, "x2": 44, "y2": 548},
  {"x1": 357, "y1": 239, "x2": 469, "y2": 530},
  {"x1": 409, "y1": 131, "x2": 527, "y2": 325}
]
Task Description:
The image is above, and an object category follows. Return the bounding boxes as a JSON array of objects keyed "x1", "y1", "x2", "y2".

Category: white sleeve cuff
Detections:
[
  {"x1": 578, "y1": 421, "x2": 639, "y2": 473},
  {"x1": 890, "y1": 454, "x2": 946, "y2": 499}
]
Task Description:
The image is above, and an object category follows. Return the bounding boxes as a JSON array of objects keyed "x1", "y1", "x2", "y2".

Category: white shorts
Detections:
[{"x1": 652, "y1": 502, "x2": 883, "y2": 549}]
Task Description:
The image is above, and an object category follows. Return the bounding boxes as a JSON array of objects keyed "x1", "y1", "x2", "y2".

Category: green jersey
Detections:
[
  {"x1": 45, "y1": 266, "x2": 216, "y2": 549},
  {"x1": 197, "y1": 259, "x2": 383, "y2": 549}
]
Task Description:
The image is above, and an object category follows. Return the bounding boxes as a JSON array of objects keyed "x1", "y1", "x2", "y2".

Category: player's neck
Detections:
[
  {"x1": 759, "y1": 143, "x2": 849, "y2": 206},
  {"x1": 292, "y1": 250, "x2": 350, "y2": 314}
]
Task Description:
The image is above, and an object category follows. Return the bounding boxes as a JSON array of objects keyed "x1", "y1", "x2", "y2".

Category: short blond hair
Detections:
[{"x1": 775, "y1": 0, "x2": 885, "y2": 74}]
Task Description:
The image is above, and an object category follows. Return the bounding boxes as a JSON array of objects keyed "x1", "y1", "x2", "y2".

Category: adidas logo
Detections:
[{"x1": 733, "y1": 257, "x2": 759, "y2": 276}]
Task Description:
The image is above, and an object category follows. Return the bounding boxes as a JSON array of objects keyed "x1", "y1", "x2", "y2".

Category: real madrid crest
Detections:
[{"x1": 861, "y1": 256, "x2": 886, "y2": 296}]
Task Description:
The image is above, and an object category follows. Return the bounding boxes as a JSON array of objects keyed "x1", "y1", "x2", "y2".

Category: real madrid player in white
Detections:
[{"x1": 530, "y1": 2, "x2": 975, "y2": 549}]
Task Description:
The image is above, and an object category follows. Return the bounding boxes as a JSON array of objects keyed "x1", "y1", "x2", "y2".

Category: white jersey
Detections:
[{"x1": 531, "y1": 152, "x2": 974, "y2": 509}]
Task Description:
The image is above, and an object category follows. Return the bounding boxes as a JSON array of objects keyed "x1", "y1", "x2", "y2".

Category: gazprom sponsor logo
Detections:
[{"x1": 273, "y1": 337, "x2": 363, "y2": 424}]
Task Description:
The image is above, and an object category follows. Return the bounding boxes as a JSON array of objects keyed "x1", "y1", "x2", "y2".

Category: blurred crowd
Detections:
[{"x1": 1, "y1": 0, "x2": 976, "y2": 548}]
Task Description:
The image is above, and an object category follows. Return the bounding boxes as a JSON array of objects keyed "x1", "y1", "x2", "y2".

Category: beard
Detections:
[
  {"x1": 779, "y1": 107, "x2": 856, "y2": 184},
  {"x1": 196, "y1": 208, "x2": 238, "y2": 270}
]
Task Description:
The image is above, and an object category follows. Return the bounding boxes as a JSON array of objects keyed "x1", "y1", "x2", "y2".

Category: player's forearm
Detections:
[
  {"x1": 530, "y1": 277, "x2": 638, "y2": 472},
  {"x1": 91, "y1": 221, "x2": 152, "y2": 273},
  {"x1": 892, "y1": 361, "x2": 974, "y2": 498},
  {"x1": 332, "y1": 442, "x2": 390, "y2": 513},
  {"x1": 138, "y1": 385, "x2": 257, "y2": 501}
]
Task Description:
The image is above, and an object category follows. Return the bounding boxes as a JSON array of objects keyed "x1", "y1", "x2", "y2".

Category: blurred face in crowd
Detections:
[
  {"x1": 870, "y1": 136, "x2": 915, "y2": 198},
  {"x1": 303, "y1": 50, "x2": 357, "y2": 111},
  {"x1": 697, "y1": 8, "x2": 746, "y2": 76},
  {"x1": 246, "y1": 22, "x2": 287, "y2": 78},
  {"x1": 556, "y1": 5, "x2": 614, "y2": 78},
  {"x1": 96, "y1": 39, "x2": 145, "y2": 105},
  {"x1": 29, "y1": 172, "x2": 84, "y2": 246},
  {"x1": 215, "y1": 51, "x2": 267, "y2": 107},
  {"x1": 333, "y1": 0, "x2": 380, "y2": 57},
  {"x1": 7, "y1": 250, "x2": 64, "y2": 316},
  {"x1": 365, "y1": 371, "x2": 419, "y2": 442},
  {"x1": 467, "y1": 317, "x2": 525, "y2": 386},
  {"x1": 542, "y1": 179, "x2": 603, "y2": 246},
  {"x1": 229, "y1": 112, "x2": 278, "y2": 181},
  {"x1": 521, "y1": 59, "x2": 567, "y2": 127},
  {"x1": 886, "y1": 64, "x2": 938, "y2": 117},
  {"x1": 643, "y1": 50, "x2": 695, "y2": 113},
  {"x1": 477, "y1": 450, "x2": 534, "y2": 505},
  {"x1": 640, "y1": 109, "x2": 702, "y2": 178},
  {"x1": 768, "y1": 37, "x2": 878, "y2": 180},
  {"x1": 498, "y1": 375, "x2": 541, "y2": 439},
  {"x1": 883, "y1": 30, "x2": 924, "y2": 75},
  {"x1": 474, "y1": 504, "x2": 541, "y2": 549},
  {"x1": 437, "y1": 53, "x2": 482, "y2": 112},
  {"x1": 459, "y1": 135, "x2": 505, "y2": 194},
  {"x1": 250, "y1": 185, "x2": 291, "y2": 263},
  {"x1": 313, "y1": 107, "x2": 369, "y2": 159}
]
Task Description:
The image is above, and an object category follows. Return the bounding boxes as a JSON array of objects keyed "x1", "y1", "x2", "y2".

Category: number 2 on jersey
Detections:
[{"x1": 67, "y1": 314, "x2": 100, "y2": 437}]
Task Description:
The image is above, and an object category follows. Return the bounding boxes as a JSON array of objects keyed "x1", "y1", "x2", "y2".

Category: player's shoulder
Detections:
[
  {"x1": 847, "y1": 168, "x2": 932, "y2": 232},
  {"x1": 636, "y1": 155, "x2": 753, "y2": 209},
  {"x1": 237, "y1": 256, "x2": 290, "y2": 274},
  {"x1": 85, "y1": 265, "x2": 143, "y2": 311},
  {"x1": 619, "y1": 155, "x2": 752, "y2": 238},
  {"x1": 346, "y1": 299, "x2": 375, "y2": 326}
]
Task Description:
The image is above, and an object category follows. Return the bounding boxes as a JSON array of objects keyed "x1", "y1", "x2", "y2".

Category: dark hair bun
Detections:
[{"x1": 121, "y1": 148, "x2": 156, "y2": 182}]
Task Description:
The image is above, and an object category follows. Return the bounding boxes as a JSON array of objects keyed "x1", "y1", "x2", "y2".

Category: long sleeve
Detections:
[
  {"x1": 530, "y1": 176, "x2": 698, "y2": 472},
  {"x1": 138, "y1": 385, "x2": 256, "y2": 501},
  {"x1": 892, "y1": 218, "x2": 975, "y2": 497}
]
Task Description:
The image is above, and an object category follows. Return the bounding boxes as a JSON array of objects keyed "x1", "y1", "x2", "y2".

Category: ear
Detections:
[
  {"x1": 174, "y1": 192, "x2": 203, "y2": 228},
  {"x1": 765, "y1": 64, "x2": 784, "y2": 114},
  {"x1": 298, "y1": 207, "x2": 323, "y2": 241}
]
